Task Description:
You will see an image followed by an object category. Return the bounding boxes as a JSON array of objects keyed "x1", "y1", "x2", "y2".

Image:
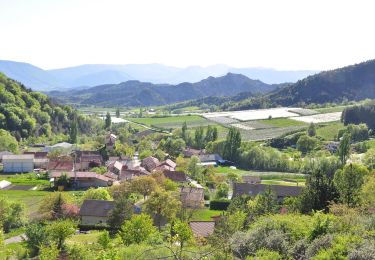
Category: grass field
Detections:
[
  {"x1": 215, "y1": 167, "x2": 306, "y2": 181},
  {"x1": 126, "y1": 115, "x2": 214, "y2": 129},
  {"x1": 367, "y1": 139, "x2": 375, "y2": 149},
  {"x1": 191, "y1": 208, "x2": 223, "y2": 221},
  {"x1": 0, "y1": 173, "x2": 49, "y2": 186},
  {"x1": 67, "y1": 230, "x2": 104, "y2": 244},
  {"x1": 316, "y1": 122, "x2": 345, "y2": 141},
  {"x1": 258, "y1": 118, "x2": 307, "y2": 127},
  {"x1": 315, "y1": 105, "x2": 351, "y2": 113}
]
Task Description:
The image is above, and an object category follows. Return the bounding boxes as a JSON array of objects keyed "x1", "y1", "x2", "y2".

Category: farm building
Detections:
[
  {"x1": 198, "y1": 154, "x2": 234, "y2": 167},
  {"x1": 24, "y1": 152, "x2": 49, "y2": 169},
  {"x1": 105, "y1": 133, "x2": 117, "y2": 151},
  {"x1": 232, "y1": 183, "x2": 303, "y2": 201},
  {"x1": 80, "y1": 200, "x2": 115, "y2": 225},
  {"x1": 0, "y1": 151, "x2": 13, "y2": 162},
  {"x1": 2, "y1": 154, "x2": 34, "y2": 173},
  {"x1": 50, "y1": 171, "x2": 116, "y2": 188},
  {"x1": 180, "y1": 187, "x2": 205, "y2": 208}
]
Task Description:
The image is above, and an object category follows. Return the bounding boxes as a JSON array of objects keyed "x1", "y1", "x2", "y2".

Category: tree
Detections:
[
  {"x1": 39, "y1": 243, "x2": 59, "y2": 260},
  {"x1": 186, "y1": 156, "x2": 203, "y2": 181},
  {"x1": 223, "y1": 127, "x2": 241, "y2": 161},
  {"x1": 130, "y1": 176, "x2": 158, "y2": 199},
  {"x1": 0, "y1": 129, "x2": 18, "y2": 152},
  {"x1": 25, "y1": 224, "x2": 49, "y2": 256},
  {"x1": 105, "y1": 112, "x2": 111, "y2": 129},
  {"x1": 338, "y1": 133, "x2": 351, "y2": 165},
  {"x1": 364, "y1": 148, "x2": 375, "y2": 169},
  {"x1": 168, "y1": 220, "x2": 194, "y2": 259},
  {"x1": 215, "y1": 182, "x2": 229, "y2": 199},
  {"x1": 247, "y1": 187, "x2": 278, "y2": 218},
  {"x1": 69, "y1": 118, "x2": 78, "y2": 144},
  {"x1": 307, "y1": 122, "x2": 316, "y2": 137},
  {"x1": 334, "y1": 163, "x2": 369, "y2": 207},
  {"x1": 120, "y1": 214, "x2": 157, "y2": 245},
  {"x1": 296, "y1": 135, "x2": 317, "y2": 154},
  {"x1": 82, "y1": 188, "x2": 112, "y2": 201},
  {"x1": 97, "y1": 230, "x2": 111, "y2": 249},
  {"x1": 181, "y1": 121, "x2": 188, "y2": 142},
  {"x1": 46, "y1": 219, "x2": 76, "y2": 249},
  {"x1": 361, "y1": 174, "x2": 375, "y2": 208},
  {"x1": 116, "y1": 108, "x2": 120, "y2": 118},
  {"x1": 0, "y1": 196, "x2": 26, "y2": 233},
  {"x1": 38, "y1": 192, "x2": 74, "y2": 220},
  {"x1": 107, "y1": 196, "x2": 134, "y2": 231},
  {"x1": 206, "y1": 125, "x2": 218, "y2": 143},
  {"x1": 144, "y1": 190, "x2": 181, "y2": 230},
  {"x1": 194, "y1": 126, "x2": 205, "y2": 149}
]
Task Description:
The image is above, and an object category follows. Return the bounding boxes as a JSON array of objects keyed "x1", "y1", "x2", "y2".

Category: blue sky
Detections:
[{"x1": 0, "y1": 0, "x2": 374, "y2": 70}]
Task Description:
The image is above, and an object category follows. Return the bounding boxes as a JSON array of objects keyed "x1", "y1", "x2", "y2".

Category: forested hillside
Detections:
[
  {"x1": 0, "y1": 73, "x2": 99, "y2": 143},
  {"x1": 48, "y1": 73, "x2": 279, "y2": 107}
]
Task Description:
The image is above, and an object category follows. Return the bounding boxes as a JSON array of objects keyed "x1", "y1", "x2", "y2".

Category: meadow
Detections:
[{"x1": 126, "y1": 115, "x2": 214, "y2": 129}]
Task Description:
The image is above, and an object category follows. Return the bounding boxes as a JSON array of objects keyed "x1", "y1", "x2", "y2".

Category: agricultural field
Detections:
[
  {"x1": 126, "y1": 115, "x2": 215, "y2": 129},
  {"x1": 316, "y1": 122, "x2": 345, "y2": 141},
  {"x1": 239, "y1": 126, "x2": 306, "y2": 141},
  {"x1": 257, "y1": 118, "x2": 307, "y2": 127},
  {"x1": 290, "y1": 112, "x2": 342, "y2": 123}
]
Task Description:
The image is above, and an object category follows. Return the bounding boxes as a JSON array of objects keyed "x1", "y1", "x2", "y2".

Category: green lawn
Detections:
[
  {"x1": 126, "y1": 115, "x2": 213, "y2": 129},
  {"x1": 215, "y1": 167, "x2": 306, "y2": 181},
  {"x1": 316, "y1": 122, "x2": 345, "y2": 141},
  {"x1": 0, "y1": 190, "x2": 50, "y2": 218},
  {"x1": 67, "y1": 230, "x2": 104, "y2": 244},
  {"x1": 261, "y1": 180, "x2": 305, "y2": 186},
  {"x1": 315, "y1": 105, "x2": 350, "y2": 113},
  {"x1": 258, "y1": 118, "x2": 307, "y2": 127},
  {"x1": 191, "y1": 208, "x2": 223, "y2": 221},
  {"x1": 0, "y1": 172, "x2": 49, "y2": 186}
]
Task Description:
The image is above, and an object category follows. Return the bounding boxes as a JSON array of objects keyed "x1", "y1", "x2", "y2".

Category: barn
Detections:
[{"x1": 2, "y1": 154, "x2": 34, "y2": 173}]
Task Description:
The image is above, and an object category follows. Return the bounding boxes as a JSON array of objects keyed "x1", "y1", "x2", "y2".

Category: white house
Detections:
[{"x1": 2, "y1": 154, "x2": 34, "y2": 173}]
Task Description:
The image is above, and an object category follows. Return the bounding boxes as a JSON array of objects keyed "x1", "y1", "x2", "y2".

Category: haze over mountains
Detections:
[
  {"x1": 0, "y1": 60, "x2": 317, "y2": 90},
  {"x1": 48, "y1": 73, "x2": 281, "y2": 107}
]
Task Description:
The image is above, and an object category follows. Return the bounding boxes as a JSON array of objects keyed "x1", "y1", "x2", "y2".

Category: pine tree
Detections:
[
  {"x1": 223, "y1": 127, "x2": 241, "y2": 161},
  {"x1": 69, "y1": 119, "x2": 78, "y2": 144},
  {"x1": 115, "y1": 108, "x2": 120, "y2": 118},
  {"x1": 105, "y1": 112, "x2": 111, "y2": 130}
]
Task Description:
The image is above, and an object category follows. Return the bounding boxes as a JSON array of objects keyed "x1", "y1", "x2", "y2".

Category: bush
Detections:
[{"x1": 210, "y1": 199, "x2": 231, "y2": 210}]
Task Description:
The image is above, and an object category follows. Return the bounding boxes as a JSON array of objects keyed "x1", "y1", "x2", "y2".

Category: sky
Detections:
[{"x1": 0, "y1": 0, "x2": 375, "y2": 70}]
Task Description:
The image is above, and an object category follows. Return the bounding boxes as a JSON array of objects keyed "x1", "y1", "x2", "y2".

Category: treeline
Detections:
[
  {"x1": 0, "y1": 73, "x2": 101, "y2": 143},
  {"x1": 342, "y1": 102, "x2": 375, "y2": 130}
]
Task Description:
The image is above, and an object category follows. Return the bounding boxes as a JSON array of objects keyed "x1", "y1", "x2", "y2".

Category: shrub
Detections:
[{"x1": 210, "y1": 199, "x2": 231, "y2": 210}]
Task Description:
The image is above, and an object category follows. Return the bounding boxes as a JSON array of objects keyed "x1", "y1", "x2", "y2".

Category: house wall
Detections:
[
  {"x1": 75, "y1": 178, "x2": 108, "y2": 188},
  {"x1": 81, "y1": 215, "x2": 108, "y2": 225},
  {"x1": 3, "y1": 160, "x2": 34, "y2": 173}
]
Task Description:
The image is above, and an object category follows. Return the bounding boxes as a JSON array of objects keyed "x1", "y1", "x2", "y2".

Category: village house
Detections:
[
  {"x1": 198, "y1": 154, "x2": 233, "y2": 167},
  {"x1": 232, "y1": 183, "x2": 303, "y2": 201},
  {"x1": 74, "y1": 151, "x2": 103, "y2": 171},
  {"x1": 48, "y1": 159, "x2": 74, "y2": 172},
  {"x1": 24, "y1": 151, "x2": 49, "y2": 169},
  {"x1": 2, "y1": 154, "x2": 34, "y2": 173},
  {"x1": 105, "y1": 133, "x2": 117, "y2": 151},
  {"x1": 180, "y1": 186, "x2": 205, "y2": 208},
  {"x1": 189, "y1": 221, "x2": 215, "y2": 238},
  {"x1": 50, "y1": 171, "x2": 115, "y2": 188},
  {"x1": 141, "y1": 156, "x2": 160, "y2": 172},
  {"x1": 163, "y1": 170, "x2": 188, "y2": 183},
  {"x1": 0, "y1": 151, "x2": 13, "y2": 163},
  {"x1": 79, "y1": 200, "x2": 115, "y2": 225}
]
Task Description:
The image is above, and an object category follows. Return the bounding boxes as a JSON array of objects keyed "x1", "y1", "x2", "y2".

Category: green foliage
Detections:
[
  {"x1": 215, "y1": 182, "x2": 229, "y2": 199},
  {"x1": 67, "y1": 243, "x2": 94, "y2": 260},
  {"x1": 342, "y1": 102, "x2": 375, "y2": 131},
  {"x1": 130, "y1": 176, "x2": 157, "y2": 199},
  {"x1": 107, "y1": 196, "x2": 134, "y2": 231},
  {"x1": 105, "y1": 112, "x2": 111, "y2": 129},
  {"x1": 364, "y1": 148, "x2": 375, "y2": 169},
  {"x1": 120, "y1": 214, "x2": 157, "y2": 245},
  {"x1": 296, "y1": 134, "x2": 318, "y2": 154},
  {"x1": 46, "y1": 219, "x2": 76, "y2": 249},
  {"x1": 307, "y1": 122, "x2": 316, "y2": 137},
  {"x1": 334, "y1": 163, "x2": 369, "y2": 207},
  {"x1": 247, "y1": 188, "x2": 278, "y2": 218},
  {"x1": 38, "y1": 192, "x2": 73, "y2": 220},
  {"x1": 209, "y1": 199, "x2": 231, "y2": 210},
  {"x1": 338, "y1": 123, "x2": 369, "y2": 142},
  {"x1": 158, "y1": 137, "x2": 185, "y2": 157},
  {"x1": 39, "y1": 243, "x2": 59, "y2": 260},
  {"x1": 361, "y1": 174, "x2": 375, "y2": 208},
  {"x1": 0, "y1": 129, "x2": 18, "y2": 152},
  {"x1": 82, "y1": 188, "x2": 112, "y2": 201},
  {"x1": 25, "y1": 224, "x2": 49, "y2": 256},
  {"x1": 223, "y1": 127, "x2": 241, "y2": 161},
  {"x1": 0, "y1": 196, "x2": 26, "y2": 233},
  {"x1": 338, "y1": 132, "x2": 351, "y2": 164},
  {"x1": 97, "y1": 230, "x2": 111, "y2": 249}
]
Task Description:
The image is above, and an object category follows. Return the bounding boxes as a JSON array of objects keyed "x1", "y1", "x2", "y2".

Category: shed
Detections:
[{"x1": 3, "y1": 154, "x2": 34, "y2": 173}]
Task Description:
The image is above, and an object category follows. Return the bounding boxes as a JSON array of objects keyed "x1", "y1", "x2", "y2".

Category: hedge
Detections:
[{"x1": 209, "y1": 199, "x2": 231, "y2": 210}]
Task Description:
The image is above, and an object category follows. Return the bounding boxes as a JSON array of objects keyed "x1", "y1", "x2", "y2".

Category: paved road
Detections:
[{"x1": 4, "y1": 234, "x2": 26, "y2": 244}]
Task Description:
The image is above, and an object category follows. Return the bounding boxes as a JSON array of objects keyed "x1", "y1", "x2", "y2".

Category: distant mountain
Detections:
[
  {"x1": 0, "y1": 60, "x2": 317, "y2": 90},
  {"x1": 48, "y1": 73, "x2": 280, "y2": 107},
  {"x1": 0, "y1": 60, "x2": 65, "y2": 90},
  {"x1": 268, "y1": 59, "x2": 375, "y2": 106}
]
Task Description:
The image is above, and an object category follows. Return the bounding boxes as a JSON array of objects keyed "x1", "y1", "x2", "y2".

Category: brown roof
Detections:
[
  {"x1": 180, "y1": 187, "x2": 204, "y2": 204},
  {"x1": 232, "y1": 183, "x2": 303, "y2": 198},
  {"x1": 183, "y1": 148, "x2": 205, "y2": 157},
  {"x1": 79, "y1": 200, "x2": 115, "y2": 217},
  {"x1": 242, "y1": 176, "x2": 261, "y2": 184},
  {"x1": 50, "y1": 171, "x2": 113, "y2": 182},
  {"x1": 154, "y1": 165, "x2": 173, "y2": 172},
  {"x1": 164, "y1": 170, "x2": 188, "y2": 182},
  {"x1": 159, "y1": 159, "x2": 176, "y2": 169},
  {"x1": 189, "y1": 221, "x2": 215, "y2": 237},
  {"x1": 24, "y1": 151, "x2": 48, "y2": 159},
  {"x1": 48, "y1": 160, "x2": 74, "y2": 171},
  {"x1": 141, "y1": 156, "x2": 160, "y2": 172},
  {"x1": 119, "y1": 169, "x2": 149, "y2": 181}
]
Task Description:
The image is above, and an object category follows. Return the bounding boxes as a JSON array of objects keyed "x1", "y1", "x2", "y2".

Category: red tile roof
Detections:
[{"x1": 189, "y1": 221, "x2": 215, "y2": 237}]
